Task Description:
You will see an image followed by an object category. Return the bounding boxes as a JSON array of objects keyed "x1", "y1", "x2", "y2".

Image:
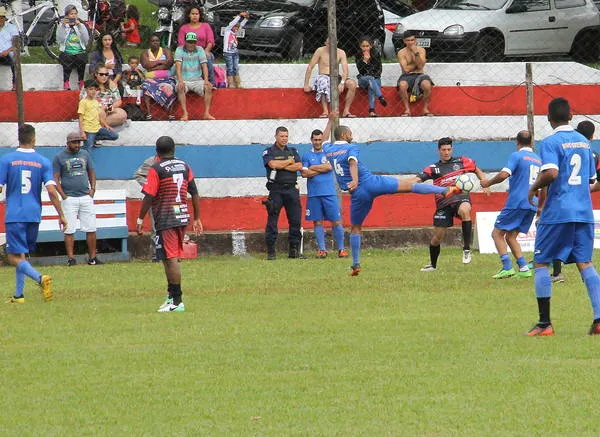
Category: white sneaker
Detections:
[
  {"x1": 462, "y1": 250, "x2": 472, "y2": 264},
  {"x1": 157, "y1": 297, "x2": 173, "y2": 311},
  {"x1": 157, "y1": 302, "x2": 185, "y2": 313},
  {"x1": 420, "y1": 264, "x2": 437, "y2": 272}
]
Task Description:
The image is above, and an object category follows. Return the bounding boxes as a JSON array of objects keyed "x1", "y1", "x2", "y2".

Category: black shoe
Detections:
[
  {"x1": 87, "y1": 257, "x2": 104, "y2": 265},
  {"x1": 379, "y1": 96, "x2": 388, "y2": 107},
  {"x1": 267, "y1": 252, "x2": 276, "y2": 261},
  {"x1": 288, "y1": 245, "x2": 306, "y2": 259},
  {"x1": 67, "y1": 258, "x2": 77, "y2": 267}
]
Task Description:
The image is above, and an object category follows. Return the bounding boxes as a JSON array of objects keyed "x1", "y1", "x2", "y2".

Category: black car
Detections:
[{"x1": 207, "y1": 0, "x2": 386, "y2": 59}]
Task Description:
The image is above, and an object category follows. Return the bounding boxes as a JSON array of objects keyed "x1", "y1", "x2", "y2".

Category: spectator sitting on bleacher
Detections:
[
  {"x1": 222, "y1": 11, "x2": 248, "y2": 88},
  {"x1": 174, "y1": 32, "x2": 214, "y2": 121},
  {"x1": 397, "y1": 30, "x2": 434, "y2": 117},
  {"x1": 90, "y1": 32, "x2": 124, "y2": 84},
  {"x1": 78, "y1": 79, "x2": 118, "y2": 149},
  {"x1": 122, "y1": 55, "x2": 144, "y2": 103},
  {"x1": 81, "y1": 64, "x2": 128, "y2": 127},
  {"x1": 56, "y1": 5, "x2": 89, "y2": 91},
  {"x1": 53, "y1": 131, "x2": 104, "y2": 266},
  {"x1": 303, "y1": 38, "x2": 357, "y2": 118},
  {"x1": 356, "y1": 37, "x2": 387, "y2": 117},
  {"x1": 177, "y1": 6, "x2": 215, "y2": 85},
  {"x1": 141, "y1": 33, "x2": 177, "y2": 120},
  {"x1": 0, "y1": 6, "x2": 18, "y2": 91}
]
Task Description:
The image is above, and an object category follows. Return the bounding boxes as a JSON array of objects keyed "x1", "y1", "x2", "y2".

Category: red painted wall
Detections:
[{"x1": 1, "y1": 85, "x2": 600, "y2": 121}]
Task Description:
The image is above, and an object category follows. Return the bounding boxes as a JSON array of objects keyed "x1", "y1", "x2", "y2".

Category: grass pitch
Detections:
[{"x1": 1, "y1": 248, "x2": 600, "y2": 436}]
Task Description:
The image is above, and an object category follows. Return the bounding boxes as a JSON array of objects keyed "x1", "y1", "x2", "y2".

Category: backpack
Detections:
[{"x1": 213, "y1": 65, "x2": 227, "y2": 88}]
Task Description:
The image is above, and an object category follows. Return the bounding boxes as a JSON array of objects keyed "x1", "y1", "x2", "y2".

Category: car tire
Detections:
[
  {"x1": 474, "y1": 33, "x2": 504, "y2": 62},
  {"x1": 571, "y1": 30, "x2": 600, "y2": 62},
  {"x1": 287, "y1": 32, "x2": 304, "y2": 60}
]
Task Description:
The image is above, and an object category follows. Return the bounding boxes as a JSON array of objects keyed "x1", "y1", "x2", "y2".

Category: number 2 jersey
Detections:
[
  {"x1": 142, "y1": 158, "x2": 198, "y2": 231},
  {"x1": 418, "y1": 156, "x2": 476, "y2": 209},
  {"x1": 323, "y1": 141, "x2": 373, "y2": 191},
  {"x1": 0, "y1": 148, "x2": 55, "y2": 223},
  {"x1": 538, "y1": 125, "x2": 595, "y2": 224}
]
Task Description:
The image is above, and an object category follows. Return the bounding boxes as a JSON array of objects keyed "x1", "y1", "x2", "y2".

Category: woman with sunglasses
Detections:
[
  {"x1": 81, "y1": 64, "x2": 127, "y2": 127},
  {"x1": 89, "y1": 32, "x2": 124, "y2": 85}
]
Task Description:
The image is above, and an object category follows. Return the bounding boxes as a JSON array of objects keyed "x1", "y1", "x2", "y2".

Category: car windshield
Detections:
[{"x1": 434, "y1": 0, "x2": 508, "y2": 9}]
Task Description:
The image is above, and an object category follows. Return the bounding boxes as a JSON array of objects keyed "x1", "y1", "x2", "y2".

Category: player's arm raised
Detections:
[{"x1": 480, "y1": 170, "x2": 510, "y2": 189}]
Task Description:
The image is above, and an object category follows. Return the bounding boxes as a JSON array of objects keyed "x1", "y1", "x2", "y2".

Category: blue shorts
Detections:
[
  {"x1": 306, "y1": 195, "x2": 341, "y2": 222},
  {"x1": 495, "y1": 208, "x2": 536, "y2": 234},
  {"x1": 5, "y1": 222, "x2": 39, "y2": 254},
  {"x1": 534, "y1": 222, "x2": 594, "y2": 264},
  {"x1": 350, "y1": 175, "x2": 398, "y2": 225}
]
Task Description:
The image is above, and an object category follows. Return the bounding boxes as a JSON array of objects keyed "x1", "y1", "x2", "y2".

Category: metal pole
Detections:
[
  {"x1": 525, "y1": 62, "x2": 534, "y2": 139},
  {"x1": 327, "y1": 0, "x2": 339, "y2": 142},
  {"x1": 12, "y1": 35, "x2": 24, "y2": 127}
]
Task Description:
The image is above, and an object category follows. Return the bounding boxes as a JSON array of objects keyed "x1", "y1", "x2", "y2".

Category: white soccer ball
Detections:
[{"x1": 455, "y1": 174, "x2": 475, "y2": 193}]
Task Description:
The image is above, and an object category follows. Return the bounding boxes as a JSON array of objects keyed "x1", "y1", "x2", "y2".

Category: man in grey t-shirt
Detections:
[{"x1": 53, "y1": 132, "x2": 103, "y2": 266}]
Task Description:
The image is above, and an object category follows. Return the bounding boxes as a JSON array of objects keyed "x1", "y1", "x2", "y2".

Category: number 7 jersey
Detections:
[
  {"x1": 323, "y1": 141, "x2": 373, "y2": 191},
  {"x1": 142, "y1": 158, "x2": 196, "y2": 231},
  {"x1": 538, "y1": 125, "x2": 595, "y2": 224}
]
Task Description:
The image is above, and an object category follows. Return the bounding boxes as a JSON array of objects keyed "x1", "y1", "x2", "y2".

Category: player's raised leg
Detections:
[{"x1": 398, "y1": 178, "x2": 460, "y2": 197}]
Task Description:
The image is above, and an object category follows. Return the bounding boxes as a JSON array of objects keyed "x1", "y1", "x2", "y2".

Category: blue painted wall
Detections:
[{"x1": 3, "y1": 141, "x2": 596, "y2": 179}]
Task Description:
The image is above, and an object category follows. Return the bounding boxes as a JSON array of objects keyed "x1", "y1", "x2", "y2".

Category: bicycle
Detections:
[{"x1": 4, "y1": 0, "x2": 90, "y2": 60}]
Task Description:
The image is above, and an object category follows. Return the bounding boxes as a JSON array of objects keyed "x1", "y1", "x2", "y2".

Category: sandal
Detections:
[
  {"x1": 168, "y1": 114, "x2": 176, "y2": 120},
  {"x1": 369, "y1": 111, "x2": 378, "y2": 117},
  {"x1": 145, "y1": 114, "x2": 152, "y2": 120}
]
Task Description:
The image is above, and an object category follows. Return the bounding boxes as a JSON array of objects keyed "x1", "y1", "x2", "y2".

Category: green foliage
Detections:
[{"x1": 1, "y1": 248, "x2": 599, "y2": 436}]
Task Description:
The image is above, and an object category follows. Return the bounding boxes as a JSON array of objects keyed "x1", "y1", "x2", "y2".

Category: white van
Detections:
[{"x1": 391, "y1": 0, "x2": 600, "y2": 61}]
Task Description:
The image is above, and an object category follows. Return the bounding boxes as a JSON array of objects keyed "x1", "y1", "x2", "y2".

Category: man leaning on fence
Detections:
[
  {"x1": 0, "y1": 6, "x2": 18, "y2": 91},
  {"x1": 53, "y1": 132, "x2": 104, "y2": 266}
]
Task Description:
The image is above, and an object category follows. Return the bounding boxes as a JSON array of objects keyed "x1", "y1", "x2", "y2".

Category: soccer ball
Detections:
[{"x1": 455, "y1": 174, "x2": 475, "y2": 193}]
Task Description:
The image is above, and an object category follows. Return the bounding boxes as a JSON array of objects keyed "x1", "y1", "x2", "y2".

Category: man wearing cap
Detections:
[
  {"x1": 0, "y1": 6, "x2": 18, "y2": 91},
  {"x1": 52, "y1": 132, "x2": 103, "y2": 266},
  {"x1": 174, "y1": 31, "x2": 215, "y2": 121}
]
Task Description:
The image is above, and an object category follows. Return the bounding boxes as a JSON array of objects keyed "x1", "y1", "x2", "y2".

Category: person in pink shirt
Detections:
[{"x1": 177, "y1": 6, "x2": 215, "y2": 84}]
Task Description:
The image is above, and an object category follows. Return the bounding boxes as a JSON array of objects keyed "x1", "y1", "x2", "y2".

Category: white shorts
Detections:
[
  {"x1": 62, "y1": 195, "x2": 97, "y2": 234},
  {"x1": 183, "y1": 80, "x2": 205, "y2": 96}
]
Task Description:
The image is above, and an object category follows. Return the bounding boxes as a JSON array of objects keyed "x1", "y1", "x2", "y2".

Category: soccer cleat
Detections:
[
  {"x1": 551, "y1": 274, "x2": 565, "y2": 283},
  {"x1": 6, "y1": 296, "x2": 25, "y2": 304},
  {"x1": 39, "y1": 275, "x2": 53, "y2": 301},
  {"x1": 444, "y1": 186, "x2": 462, "y2": 198},
  {"x1": 316, "y1": 250, "x2": 328, "y2": 259},
  {"x1": 462, "y1": 250, "x2": 472, "y2": 264},
  {"x1": 338, "y1": 249, "x2": 349, "y2": 258},
  {"x1": 67, "y1": 258, "x2": 77, "y2": 267},
  {"x1": 350, "y1": 264, "x2": 361, "y2": 276},
  {"x1": 526, "y1": 323, "x2": 555, "y2": 337},
  {"x1": 87, "y1": 257, "x2": 104, "y2": 265},
  {"x1": 420, "y1": 264, "x2": 436, "y2": 272},
  {"x1": 516, "y1": 269, "x2": 532, "y2": 278},
  {"x1": 157, "y1": 302, "x2": 185, "y2": 313},
  {"x1": 588, "y1": 321, "x2": 600, "y2": 335},
  {"x1": 492, "y1": 268, "x2": 516, "y2": 279},
  {"x1": 157, "y1": 297, "x2": 173, "y2": 311}
]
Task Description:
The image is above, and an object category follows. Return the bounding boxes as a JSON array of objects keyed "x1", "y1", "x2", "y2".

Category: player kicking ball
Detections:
[
  {"x1": 480, "y1": 130, "x2": 541, "y2": 279},
  {"x1": 322, "y1": 113, "x2": 460, "y2": 276}
]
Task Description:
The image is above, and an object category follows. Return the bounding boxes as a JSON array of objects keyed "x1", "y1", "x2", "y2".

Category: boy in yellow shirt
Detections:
[{"x1": 78, "y1": 80, "x2": 118, "y2": 149}]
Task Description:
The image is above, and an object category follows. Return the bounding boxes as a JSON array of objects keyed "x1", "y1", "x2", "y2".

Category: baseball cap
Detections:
[
  {"x1": 0, "y1": 6, "x2": 8, "y2": 16},
  {"x1": 185, "y1": 32, "x2": 198, "y2": 42},
  {"x1": 67, "y1": 132, "x2": 85, "y2": 142}
]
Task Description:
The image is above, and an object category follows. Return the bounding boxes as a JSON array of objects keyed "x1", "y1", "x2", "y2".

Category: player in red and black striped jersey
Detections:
[
  {"x1": 415, "y1": 137, "x2": 488, "y2": 271},
  {"x1": 136, "y1": 136, "x2": 202, "y2": 313}
]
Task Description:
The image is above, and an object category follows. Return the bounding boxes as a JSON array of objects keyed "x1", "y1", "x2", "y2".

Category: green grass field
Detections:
[{"x1": 1, "y1": 248, "x2": 600, "y2": 436}]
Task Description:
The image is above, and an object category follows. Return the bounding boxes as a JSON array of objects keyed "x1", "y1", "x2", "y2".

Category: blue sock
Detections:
[
  {"x1": 534, "y1": 267, "x2": 552, "y2": 298},
  {"x1": 14, "y1": 270, "x2": 25, "y2": 298},
  {"x1": 581, "y1": 266, "x2": 600, "y2": 319},
  {"x1": 333, "y1": 224, "x2": 345, "y2": 251},
  {"x1": 17, "y1": 260, "x2": 42, "y2": 283},
  {"x1": 314, "y1": 225, "x2": 326, "y2": 251},
  {"x1": 500, "y1": 254, "x2": 512, "y2": 270},
  {"x1": 350, "y1": 233, "x2": 361, "y2": 266},
  {"x1": 411, "y1": 183, "x2": 446, "y2": 195},
  {"x1": 516, "y1": 256, "x2": 527, "y2": 269}
]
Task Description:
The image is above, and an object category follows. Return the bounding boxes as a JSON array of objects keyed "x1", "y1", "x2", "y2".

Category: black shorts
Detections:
[{"x1": 433, "y1": 201, "x2": 470, "y2": 228}]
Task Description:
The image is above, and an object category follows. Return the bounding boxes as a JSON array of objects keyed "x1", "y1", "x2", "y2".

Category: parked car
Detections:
[
  {"x1": 380, "y1": 0, "x2": 417, "y2": 58},
  {"x1": 391, "y1": 0, "x2": 600, "y2": 62},
  {"x1": 206, "y1": 0, "x2": 386, "y2": 60}
]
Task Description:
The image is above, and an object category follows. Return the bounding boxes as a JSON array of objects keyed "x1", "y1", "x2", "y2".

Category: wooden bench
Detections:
[{"x1": 36, "y1": 189, "x2": 129, "y2": 264}]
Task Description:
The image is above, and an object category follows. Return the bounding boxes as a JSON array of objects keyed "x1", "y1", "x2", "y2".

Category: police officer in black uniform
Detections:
[{"x1": 262, "y1": 126, "x2": 303, "y2": 260}]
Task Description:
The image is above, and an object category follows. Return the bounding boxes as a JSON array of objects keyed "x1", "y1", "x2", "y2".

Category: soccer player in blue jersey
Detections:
[
  {"x1": 526, "y1": 97, "x2": 600, "y2": 336},
  {"x1": 322, "y1": 114, "x2": 460, "y2": 276},
  {"x1": 0, "y1": 124, "x2": 67, "y2": 303},
  {"x1": 301, "y1": 129, "x2": 348, "y2": 258},
  {"x1": 480, "y1": 130, "x2": 541, "y2": 279}
]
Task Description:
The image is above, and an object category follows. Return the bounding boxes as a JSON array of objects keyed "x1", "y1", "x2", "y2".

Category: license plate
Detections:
[
  {"x1": 416, "y1": 38, "x2": 430, "y2": 48},
  {"x1": 220, "y1": 27, "x2": 245, "y2": 38}
]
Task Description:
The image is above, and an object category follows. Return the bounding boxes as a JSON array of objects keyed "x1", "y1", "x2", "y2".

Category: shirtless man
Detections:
[
  {"x1": 397, "y1": 30, "x2": 433, "y2": 117},
  {"x1": 303, "y1": 38, "x2": 357, "y2": 118}
]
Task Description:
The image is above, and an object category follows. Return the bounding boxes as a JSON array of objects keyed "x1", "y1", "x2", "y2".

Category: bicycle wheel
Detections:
[{"x1": 43, "y1": 18, "x2": 61, "y2": 60}]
